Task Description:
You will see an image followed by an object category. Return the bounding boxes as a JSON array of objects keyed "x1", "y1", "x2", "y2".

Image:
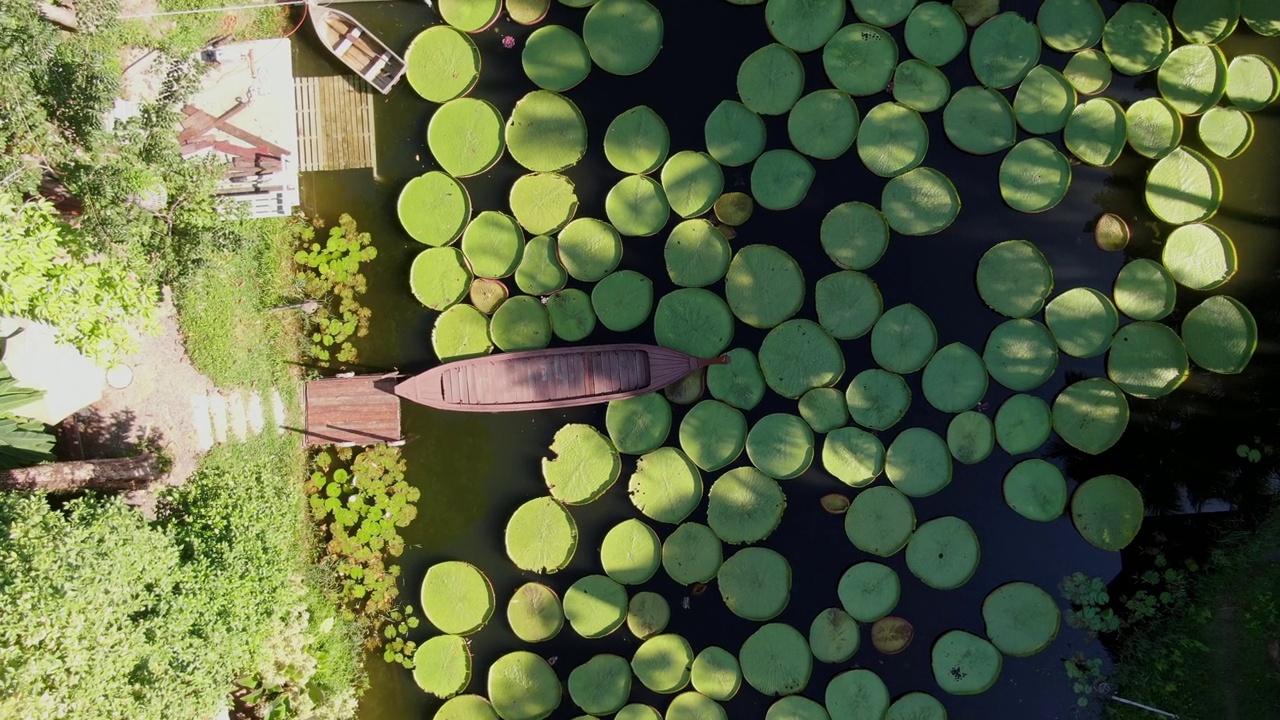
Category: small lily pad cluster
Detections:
[{"x1": 398, "y1": 0, "x2": 1275, "y2": 717}]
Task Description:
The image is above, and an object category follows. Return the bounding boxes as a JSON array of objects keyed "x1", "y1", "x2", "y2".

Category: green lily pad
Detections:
[
  {"x1": 1000, "y1": 138, "x2": 1072, "y2": 213},
  {"x1": 410, "y1": 247, "x2": 471, "y2": 311},
  {"x1": 522, "y1": 25, "x2": 591, "y2": 92},
  {"x1": 800, "y1": 387, "x2": 850, "y2": 433},
  {"x1": 943, "y1": 86, "x2": 1015, "y2": 155},
  {"x1": 1095, "y1": 212, "x2": 1130, "y2": 252},
  {"x1": 846, "y1": 368, "x2": 911, "y2": 431},
  {"x1": 932, "y1": 631, "x2": 1002, "y2": 695},
  {"x1": 788, "y1": 89, "x2": 861, "y2": 160},
  {"x1": 714, "y1": 192, "x2": 755, "y2": 226},
  {"x1": 983, "y1": 319, "x2": 1059, "y2": 392},
  {"x1": 507, "y1": 582, "x2": 564, "y2": 643},
  {"x1": 738, "y1": 43, "x2": 805, "y2": 115},
  {"x1": 490, "y1": 295, "x2": 552, "y2": 351},
  {"x1": 768, "y1": 696, "x2": 830, "y2": 720},
  {"x1": 1182, "y1": 295, "x2": 1257, "y2": 374},
  {"x1": 921, "y1": 342, "x2": 988, "y2": 414},
  {"x1": 592, "y1": 269, "x2": 652, "y2": 331},
  {"x1": 679, "y1": 400, "x2": 747, "y2": 472},
  {"x1": 692, "y1": 647, "x2": 742, "y2": 702},
  {"x1": 462, "y1": 211, "x2": 525, "y2": 279},
  {"x1": 1003, "y1": 459, "x2": 1068, "y2": 522},
  {"x1": 433, "y1": 304, "x2": 493, "y2": 361},
  {"x1": 468, "y1": 272, "x2": 509, "y2": 312},
  {"x1": 705, "y1": 101, "x2": 767, "y2": 168},
  {"x1": 838, "y1": 561, "x2": 900, "y2": 622},
  {"x1": 564, "y1": 574, "x2": 628, "y2": 638},
  {"x1": 708, "y1": 348, "x2": 766, "y2": 410},
  {"x1": 1063, "y1": 48, "x2": 1112, "y2": 95},
  {"x1": 582, "y1": 0, "x2": 663, "y2": 75},
  {"x1": 853, "y1": 0, "x2": 917, "y2": 27},
  {"x1": 662, "y1": 151, "x2": 725, "y2": 219},
  {"x1": 906, "y1": 516, "x2": 979, "y2": 590},
  {"x1": 976, "y1": 240, "x2": 1053, "y2": 319},
  {"x1": 953, "y1": 0, "x2": 998, "y2": 26},
  {"x1": 904, "y1": 2, "x2": 967, "y2": 67},
  {"x1": 1052, "y1": 377, "x2": 1130, "y2": 455},
  {"x1": 766, "y1": 0, "x2": 846, "y2": 52},
  {"x1": 405, "y1": 25, "x2": 480, "y2": 103},
  {"x1": 1114, "y1": 259, "x2": 1176, "y2": 322},
  {"x1": 1036, "y1": 0, "x2": 1105, "y2": 52},
  {"x1": 432, "y1": 96, "x2": 506, "y2": 176},
  {"x1": 506, "y1": 91, "x2": 586, "y2": 172},
  {"x1": 983, "y1": 582, "x2": 1061, "y2": 658},
  {"x1": 969, "y1": 12, "x2": 1040, "y2": 89},
  {"x1": 823, "y1": 426, "x2": 885, "y2": 488},
  {"x1": 413, "y1": 635, "x2": 472, "y2": 698},
  {"x1": 815, "y1": 271, "x2": 882, "y2": 341},
  {"x1": 1227, "y1": 54, "x2": 1280, "y2": 111},
  {"x1": 510, "y1": 172, "x2": 579, "y2": 235},
  {"x1": 627, "y1": 592, "x2": 671, "y2": 639},
  {"x1": 662, "y1": 522, "x2": 723, "y2": 585},
  {"x1": 606, "y1": 174, "x2": 670, "y2": 237},
  {"x1": 751, "y1": 149, "x2": 816, "y2": 211},
  {"x1": 708, "y1": 466, "x2": 786, "y2": 544},
  {"x1": 725, "y1": 245, "x2": 805, "y2": 329},
  {"x1": 1102, "y1": 2, "x2": 1172, "y2": 76},
  {"x1": 515, "y1": 235, "x2": 567, "y2": 295},
  {"x1": 509, "y1": 0, "x2": 551, "y2": 24},
  {"x1": 1174, "y1": 0, "x2": 1239, "y2": 43},
  {"x1": 881, "y1": 167, "x2": 960, "y2": 235},
  {"x1": 1199, "y1": 106, "x2": 1256, "y2": 159},
  {"x1": 1107, "y1": 321, "x2": 1190, "y2": 399},
  {"x1": 607, "y1": 393, "x2": 671, "y2": 455},
  {"x1": 824, "y1": 23, "x2": 898, "y2": 96},
  {"x1": 858, "y1": 102, "x2": 929, "y2": 177},
  {"x1": 616, "y1": 705, "x2": 662, "y2": 720},
  {"x1": 605, "y1": 106, "x2": 669, "y2": 174},
  {"x1": 821, "y1": 202, "x2": 890, "y2": 270},
  {"x1": 1125, "y1": 97, "x2": 1183, "y2": 160},
  {"x1": 435, "y1": 695, "x2": 499, "y2": 720},
  {"x1": 547, "y1": 289, "x2": 596, "y2": 341},
  {"x1": 719, "y1": 547, "x2": 792, "y2": 621},
  {"x1": 825, "y1": 669, "x2": 890, "y2": 720},
  {"x1": 1045, "y1": 288, "x2": 1119, "y2": 358},
  {"x1": 758, "y1": 319, "x2": 845, "y2": 400},
  {"x1": 886, "y1": 693, "x2": 947, "y2": 720},
  {"x1": 556, "y1": 218, "x2": 621, "y2": 282},
  {"x1": 886, "y1": 427, "x2": 953, "y2": 497},
  {"x1": 1146, "y1": 147, "x2": 1222, "y2": 225},
  {"x1": 654, "y1": 288, "x2": 734, "y2": 359},
  {"x1": 746, "y1": 412, "x2": 815, "y2": 480},
  {"x1": 1064, "y1": 97, "x2": 1126, "y2": 167},
  {"x1": 994, "y1": 393, "x2": 1052, "y2": 455},
  {"x1": 810, "y1": 608, "x2": 861, "y2": 664},
  {"x1": 1013, "y1": 65, "x2": 1077, "y2": 135},
  {"x1": 1244, "y1": 0, "x2": 1280, "y2": 35},
  {"x1": 741, "y1": 623, "x2": 812, "y2": 696},
  {"x1": 1163, "y1": 223, "x2": 1237, "y2": 291},
  {"x1": 505, "y1": 496, "x2": 578, "y2": 573},
  {"x1": 893, "y1": 59, "x2": 952, "y2": 113},
  {"x1": 440, "y1": 0, "x2": 500, "y2": 31},
  {"x1": 600, "y1": 518, "x2": 662, "y2": 585},
  {"x1": 422, "y1": 561, "x2": 494, "y2": 635},
  {"x1": 1158, "y1": 44, "x2": 1228, "y2": 117},
  {"x1": 569, "y1": 655, "x2": 632, "y2": 715},
  {"x1": 845, "y1": 485, "x2": 916, "y2": 556},
  {"x1": 489, "y1": 651, "x2": 561, "y2": 720},
  {"x1": 400, "y1": 172, "x2": 471, "y2": 247},
  {"x1": 629, "y1": 447, "x2": 704, "y2": 524},
  {"x1": 668, "y1": 693, "x2": 727, "y2": 720},
  {"x1": 1072, "y1": 474, "x2": 1144, "y2": 551},
  {"x1": 871, "y1": 303, "x2": 937, "y2": 374},
  {"x1": 871, "y1": 616, "x2": 915, "y2": 656},
  {"x1": 947, "y1": 411, "x2": 995, "y2": 465}
]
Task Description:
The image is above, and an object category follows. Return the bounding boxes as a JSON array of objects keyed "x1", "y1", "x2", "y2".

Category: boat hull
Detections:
[{"x1": 308, "y1": 3, "x2": 406, "y2": 94}]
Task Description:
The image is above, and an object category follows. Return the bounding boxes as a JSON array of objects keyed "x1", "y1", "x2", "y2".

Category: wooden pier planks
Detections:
[
  {"x1": 304, "y1": 374, "x2": 401, "y2": 445},
  {"x1": 294, "y1": 75, "x2": 376, "y2": 172}
]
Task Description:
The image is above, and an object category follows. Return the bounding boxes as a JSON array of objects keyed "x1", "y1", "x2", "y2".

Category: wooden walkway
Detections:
[
  {"x1": 294, "y1": 75, "x2": 376, "y2": 172},
  {"x1": 304, "y1": 374, "x2": 402, "y2": 446}
]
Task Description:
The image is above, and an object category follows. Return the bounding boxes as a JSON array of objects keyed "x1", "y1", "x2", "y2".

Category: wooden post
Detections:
[{"x1": 0, "y1": 454, "x2": 161, "y2": 493}]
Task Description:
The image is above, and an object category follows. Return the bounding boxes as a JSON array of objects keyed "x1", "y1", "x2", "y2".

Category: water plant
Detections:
[{"x1": 292, "y1": 214, "x2": 375, "y2": 366}]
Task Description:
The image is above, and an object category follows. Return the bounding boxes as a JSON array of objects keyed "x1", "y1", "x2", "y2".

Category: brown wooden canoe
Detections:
[{"x1": 394, "y1": 344, "x2": 728, "y2": 412}]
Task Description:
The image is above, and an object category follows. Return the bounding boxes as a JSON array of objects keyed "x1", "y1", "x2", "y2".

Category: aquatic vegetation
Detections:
[{"x1": 293, "y1": 214, "x2": 376, "y2": 365}]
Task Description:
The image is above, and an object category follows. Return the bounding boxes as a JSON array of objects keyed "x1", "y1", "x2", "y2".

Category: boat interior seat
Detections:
[
  {"x1": 333, "y1": 26, "x2": 363, "y2": 55},
  {"x1": 366, "y1": 52, "x2": 391, "y2": 78}
]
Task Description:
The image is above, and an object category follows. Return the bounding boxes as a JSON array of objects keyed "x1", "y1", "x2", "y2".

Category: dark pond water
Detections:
[{"x1": 292, "y1": 2, "x2": 1280, "y2": 718}]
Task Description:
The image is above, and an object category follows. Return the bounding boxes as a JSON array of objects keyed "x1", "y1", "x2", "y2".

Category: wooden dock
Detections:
[
  {"x1": 303, "y1": 374, "x2": 402, "y2": 446},
  {"x1": 294, "y1": 75, "x2": 376, "y2": 172}
]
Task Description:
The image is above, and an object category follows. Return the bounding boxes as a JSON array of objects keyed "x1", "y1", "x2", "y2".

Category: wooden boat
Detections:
[
  {"x1": 308, "y1": 2, "x2": 406, "y2": 95},
  {"x1": 395, "y1": 344, "x2": 729, "y2": 412}
]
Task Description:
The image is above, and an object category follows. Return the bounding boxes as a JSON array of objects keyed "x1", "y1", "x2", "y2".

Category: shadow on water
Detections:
[{"x1": 293, "y1": 2, "x2": 1280, "y2": 718}]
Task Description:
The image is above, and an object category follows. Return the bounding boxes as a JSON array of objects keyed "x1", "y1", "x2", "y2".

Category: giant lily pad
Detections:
[
  {"x1": 887, "y1": 427, "x2": 954, "y2": 498},
  {"x1": 768, "y1": 696, "x2": 830, "y2": 720},
  {"x1": 921, "y1": 342, "x2": 988, "y2": 414},
  {"x1": 436, "y1": 695, "x2": 499, "y2": 720},
  {"x1": 886, "y1": 693, "x2": 947, "y2": 720},
  {"x1": 414, "y1": 635, "x2": 472, "y2": 698},
  {"x1": 557, "y1": 218, "x2": 621, "y2": 282},
  {"x1": 1227, "y1": 54, "x2": 1280, "y2": 111},
  {"x1": 738, "y1": 43, "x2": 805, "y2": 115},
  {"x1": 983, "y1": 319, "x2": 1059, "y2": 392},
  {"x1": 705, "y1": 101, "x2": 767, "y2": 168},
  {"x1": 1072, "y1": 474, "x2": 1143, "y2": 551},
  {"x1": 871, "y1": 304, "x2": 937, "y2": 374},
  {"x1": 976, "y1": 240, "x2": 1054, "y2": 319},
  {"x1": 592, "y1": 269, "x2": 652, "y2": 331},
  {"x1": 789, "y1": 89, "x2": 861, "y2": 160},
  {"x1": 679, "y1": 400, "x2": 747, "y2": 472},
  {"x1": 1146, "y1": 147, "x2": 1222, "y2": 225},
  {"x1": 547, "y1": 289, "x2": 595, "y2": 341},
  {"x1": 857, "y1": 102, "x2": 929, "y2": 177},
  {"x1": 708, "y1": 348, "x2": 766, "y2": 410},
  {"x1": 564, "y1": 574, "x2": 628, "y2": 638},
  {"x1": 892, "y1": 61, "x2": 951, "y2": 115},
  {"x1": 746, "y1": 413, "x2": 815, "y2": 480},
  {"x1": 1173, "y1": 0, "x2": 1239, "y2": 43},
  {"x1": 606, "y1": 174, "x2": 670, "y2": 237},
  {"x1": 766, "y1": 0, "x2": 846, "y2": 52},
  {"x1": 510, "y1": 172, "x2": 579, "y2": 235},
  {"x1": 1003, "y1": 459, "x2": 1067, "y2": 522},
  {"x1": 569, "y1": 654, "x2": 632, "y2": 715},
  {"x1": 821, "y1": 202, "x2": 890, "y2": 270},
  {"x1": 507, "y1": 582, "x2": 564, "y2": 643},
  {"x1": 1000, "y1": 138, "x2": 1072, "y2": 213},
  {"x1": 969, "y1": 12, "x2": 1040, "y2": 89},
  {"x1": 719, "y1": 547, "x2": 792, "y2": 621},
  {"x1": 400, "y1": 172, "x2": 471, "y2": 247},
  {"x1": 815, "y1": 271, "x2": 882, "y2": 341},
  {"x1": 1243, "y1": 0, "x2": 1280, "y2": 36},
  {"x1": 410, "y1": 247, "x2": 471, "y2": 311},
  {"x1": 506, "y1": 91, "x2": 587, "y2": 172},
  {"x1": 1063, "y1": 48, "x2": 1112, "y2": 95},
  {"x1": 491, "y1": 295, "x2": 552, "y2": 351},
  {"x1": 947, "y1": 411, "x2": 995, "y2": 465},
  {"x1": 1052, "y1": 378, "x2": 1130, "y2": 455},
  {"x1": 846, "y1": 368, "x2": 911, "y2": 430},
  {"x1": 583, "y1": 0, "x2": 663, "y2": 75},
  {"x1": 838, "y1": 561, "x2": 901, "y2": 622},
  {"x1": 751, "y1": 149, "x2": 815, "y2": 211},
  {"x1": 1114, "y1": 259, "x2": 1176, "y2": 322},
  {"x1": 440, "y1": 0, "x2": 500, "y2": 31},
  {"x1": 1102, "y1": 3, "x2": 1172, "y2": 76},
  {"x1": 505, "y1": 497, "x2": 578, "y2": 573},
  {"x1": 881, "y1": 167, "x2": 960, "y2": 235},
  {"x1": 1125, "y1": 98, "x2": 1183, "y2": 160},
  {"x1": 668, "y1": 692, "x2": 726, "y2": 719},
  {"x1": 1158, "y1": 44, "x2": 1228, "y2": 116},
  {"x1": 433, "y1": 304, "x2": 493, "y2": 362},
  {"x1": 522, "y1": 25, "x2": 591, "y2": 92},
  {"x1": 422, "y1": 561, "x2": 495, "y2": 636},
  {"x1": 1182, "y1": 295, "x2": 1257, "y2": 374},
  {"x1": 489, "y1": 651, "x2": 562, "y2": 720},
  {"x1": 1163, "y1": 223, "x2": 1237, "y2": 291},
  {"x1": 825, "y1": 669, "x2": 890, "y2": 720},
  {"x1": 627, "y1": 592, "x2": 669, "y2": 639},
  {"x1": 758, "y1": 319, "x2": 846, "y2": 400},
  {"x1": 740, "y1": 623, "x2": 812, "y2": 696},
  {"x1": 666, "y1": 220, "x2": 730, "y2": 288},
  {"x1": 810, "y1": 608, "x2": 861, "y2": 664},
  {"x1": 708, "y1": 466, "x2": 786, "y2": 545},
  {"x1": 823, "y1": 426, "x2": 885, "y2": 488},
  {"x1": 462, "y1": 211, "x2": 525, "y2": 279},
  {"x1": 824, "y1": 23, "x2": 898, "y2": 96},
  {"x1": 931, "y1": 631, "x2": 1002, "y2": 695},
  {"x1": 1045, "y1": 288, "x2": 1118, "y2": 358},
  {"x1": 662, "y1": 522, "x2": 723, "y2": 585},
  {"x1": 691, "y1": 647, "x2": 742, "y2": 701},
  {"x1": 1013, "y1": 65, "x2": 1076, "y2": 135},
  {"x1": 605, "y1": 106, "x2": 669, "y2": 174},
  {"x1": 654, "y1": 288, "x2": 734, "y2": 359},
  {"x1": 994, "y1": 394, "x2": 1052, "y2": 455},
  {"x1": 944, "y1": 86, "x2": 1016, "y2": 155},
  {"x1": 629, "y1": 448, "x2": 703, "y2": 524},
  {"x1": 607, "y1": 393, "x2": 671, "y2": 455},
  {"x1": 904, "y1": 2, "x2": 967, "y2": 67},
  {"x1": 982, "y1": 582, "x2": 1060, "y2": 657},
  {"x1": 725, "y1": 245, "x2": 805, "y2": 329},
  {"x1": 1107, "y1": 321, "x2": 1190, "y2": 399},
  {"x1": 601, "y1": 518, "x2": 662, "y2": 585},
  {"x1": 515, "y1": 235, "x2": 567, "y2": 295},
  {"x1": 1064, "y1": 98, "x2": 1126, "y2": 167},
  {"x1": 509, "y1": 0, "x2": 551, "y2": 24},
  {"x1": 662, "y1": 151, "x2": 725, "y2": 219},
  {"x1": 1199, "y1": 106, "x2": 1256, "y2": 160},
  {"x1": 845, "y1": 485, "x2": 916, "y2": 557},
  {"x1": 799, "y1": 387, "x2": 850, "y2": 433},
  {"x1": 405, "y1": 26, "x2": 480, "y2": 102},
  {"x1": 1036, "y1": 0, "x2": 1105, "y2": 52},
  {"x1": 906, "y1": 516, "x2": 980, "y2": 590}
]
